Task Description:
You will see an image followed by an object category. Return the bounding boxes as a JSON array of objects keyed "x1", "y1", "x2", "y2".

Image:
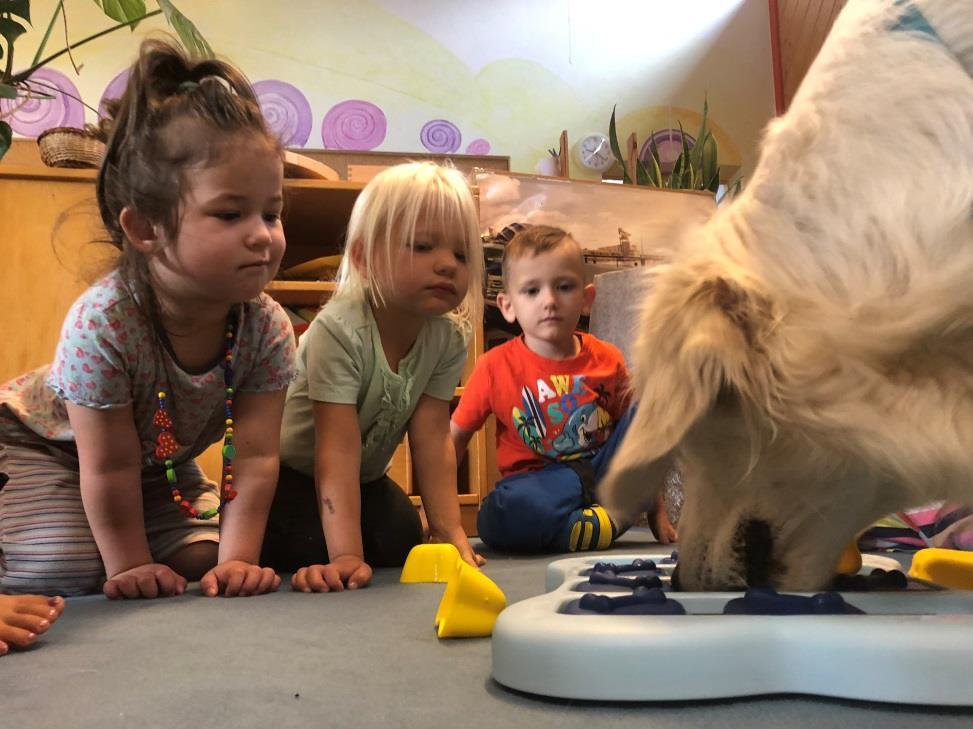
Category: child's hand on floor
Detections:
[
  {"x1": 292, "y1": 554, "x2": 373, "y2": 592},
  {"x1": 200, "y1": 560, "x2": 281, "y2": 597},
  {"x1": 462, "y1": 546, "x2": 487, "y2": 568},
  {"x1": 103, "y1": 562, "x2": 187, "y2": 599},
  {"x1": 431, "y1": 529, "x2": 487, "y2": 568},
  {"x1": 0, "y1": 595, "x2": 65, "y2": 655}
]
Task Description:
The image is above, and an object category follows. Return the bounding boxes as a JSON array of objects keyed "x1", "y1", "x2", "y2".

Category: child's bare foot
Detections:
[{"x1": 0, "y1": 595, "x2": 65, "y2": 655}]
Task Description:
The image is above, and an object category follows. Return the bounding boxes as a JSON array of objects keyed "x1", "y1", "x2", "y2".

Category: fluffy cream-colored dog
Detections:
[{"x1": 599, "y1": 0, "x2": 973, "y2": 591}]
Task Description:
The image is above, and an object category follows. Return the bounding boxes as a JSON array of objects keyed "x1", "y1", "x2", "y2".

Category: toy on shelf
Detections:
[
  {"x1": 909, "y1": 547, "x2": 973, "y2": 590},
  {"x1": 401, "y1": 544, "x2": 507, "y2": 639},
  {"x1": 491, "y1": 548, "x2": 973, "y2": 705}
]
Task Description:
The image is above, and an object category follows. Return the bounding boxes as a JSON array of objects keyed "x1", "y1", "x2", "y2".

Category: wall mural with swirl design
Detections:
[{"x1": 2, "y1": 0, "x2": 773, "y2": 178}]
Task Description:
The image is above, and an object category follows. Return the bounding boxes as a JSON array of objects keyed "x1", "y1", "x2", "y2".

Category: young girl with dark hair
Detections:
[{"x1": 0, "y1": 38, "x2": 296, "y2": 609}]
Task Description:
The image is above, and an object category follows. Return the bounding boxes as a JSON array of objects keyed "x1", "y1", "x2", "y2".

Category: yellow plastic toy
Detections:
[
  {"x1": 909, "y1": 548, "x2": 973, "y2": 590},
  {"x1": 399, "y1": 543, "x2": 462, "y2": 583},
  {"x1": 435, "y1": 561, "x2": 507, "y2": 639},
  {"x1": 400, "y1": 544, "x2": 507, "y2": 638},
  {"x1": 835, "y1": 541, "x2": 863, "y2": 575}
]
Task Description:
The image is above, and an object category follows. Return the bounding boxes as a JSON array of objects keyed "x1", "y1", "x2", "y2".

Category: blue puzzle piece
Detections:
[
  {"x1": 588, "y1": 572, "x2": 663, "y2": 590},
  {"x1": 564, "y1": 586, "x2": 687, "y2": 615},
  {"x1": 723, "y1": 588, "x2": 864, "y2": 615}
]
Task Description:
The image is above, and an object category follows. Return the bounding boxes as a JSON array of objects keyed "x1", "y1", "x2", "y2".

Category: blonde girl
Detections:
[
  {"x1": 0, "y1": 39, "x2": 296, "y2": 602},
  {"x1": 266, "y1": 162, "x2": 484, "y2": 592}
]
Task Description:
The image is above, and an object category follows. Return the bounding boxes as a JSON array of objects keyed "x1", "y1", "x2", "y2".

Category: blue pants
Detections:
[{"x1": 477, "y1": 405, "x2": 635, "y2": 553}]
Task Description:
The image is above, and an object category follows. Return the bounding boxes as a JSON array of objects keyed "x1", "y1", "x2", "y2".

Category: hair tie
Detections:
[{"x1": 177, "y1": 80, "x2": 199, "y2": 93}]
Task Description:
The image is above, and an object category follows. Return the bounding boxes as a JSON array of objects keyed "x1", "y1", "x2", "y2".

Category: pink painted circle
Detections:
[
  {"x1": 465, "y1": 138, "x2": 491, "y2": 155},
  {"x1": 98, "y1": 69, "x2": 130, "y2": 119},
  {"x1": 1, "y1": 68, "x2": 85, "y2": 137},
  {"x1": 253, "y1": 79, "x2": 312, "y2": 147},
  {"x1": 321, "y1": 99, "x2": 387, "y2": 150}
]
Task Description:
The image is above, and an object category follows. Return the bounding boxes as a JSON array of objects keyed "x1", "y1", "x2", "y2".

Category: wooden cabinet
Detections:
[{"x1": 0, "y1": 166, "x2": 488, "y2": 535}]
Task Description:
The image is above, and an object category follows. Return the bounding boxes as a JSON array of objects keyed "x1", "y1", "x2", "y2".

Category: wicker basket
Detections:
[{"x1": 37, "y1": 126, "x2": 106, "y2": 169}]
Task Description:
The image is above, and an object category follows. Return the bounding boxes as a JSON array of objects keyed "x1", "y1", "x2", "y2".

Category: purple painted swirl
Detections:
[
  {"x1": 0, "y1": 68, "x2": 85, "y2": 137},
  {"x1": 321, "y1": 99, "x2": 387, "y2": 150},
  {"x1": 465, "y1": 138, "x2": 491, "y2": 155},
  {"x1": 420, "y1": 119, "x2": 461, "y2": 154},
  {"x1": 253, "y1": 79, "x2": 312, "y2": 147},
  {"x1": 98, "y1": 69, "x2": 129, "y2": 119}
]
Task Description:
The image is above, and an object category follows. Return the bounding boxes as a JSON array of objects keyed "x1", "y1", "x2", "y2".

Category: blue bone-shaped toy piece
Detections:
[
  {"x1": 588, "y1": 572, "x2": 664, "y2": 590},
  {"x1": 723, "y1": 588, "x2": 864, "y2": 615},
  {"x1": 590, "y1": 559, "x2": 658, "y2": 574},
  {"x1": 659, "y1": 550, "x2": 679, "y2": 564},
  {"x1": 577, "y1": 587, "x2": 686, "y2": 615}
]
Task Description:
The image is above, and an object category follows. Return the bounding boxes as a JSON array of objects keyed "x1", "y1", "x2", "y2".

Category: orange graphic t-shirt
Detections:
[{"x1": 452, "y1": 333, "x2": 630, "y2": 478}]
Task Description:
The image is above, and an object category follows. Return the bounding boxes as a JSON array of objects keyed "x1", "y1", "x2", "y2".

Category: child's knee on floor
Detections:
[{"x1": 474, "y1": 459, "x2": 640, "y2": 554}]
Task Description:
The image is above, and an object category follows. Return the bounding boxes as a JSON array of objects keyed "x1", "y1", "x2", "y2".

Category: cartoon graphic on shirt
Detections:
[
  {"x1": 552, "y1": 403, "x2": 599, "y2": 454},
  {"x1": 511, "y1": 374, "x2": 614, "y2": 461}
]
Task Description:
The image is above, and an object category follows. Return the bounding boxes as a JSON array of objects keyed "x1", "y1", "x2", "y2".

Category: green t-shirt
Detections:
[{"x1": 280, "y1": 297, "x2": 468, "y2": 482}]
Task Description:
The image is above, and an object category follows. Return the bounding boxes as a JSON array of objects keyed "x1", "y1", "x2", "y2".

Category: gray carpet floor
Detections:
[{"x1": 2, "y1": 528, "x2": 972, "y2": 729}]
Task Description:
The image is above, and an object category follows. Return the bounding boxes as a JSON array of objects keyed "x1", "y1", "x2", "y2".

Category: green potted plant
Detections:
[
  {"x1": 0, "y1": 0, "x2": 210, "y2": 161},
  {"x1": 608, "y1": 98, "x2": 741, "y2": 198}
]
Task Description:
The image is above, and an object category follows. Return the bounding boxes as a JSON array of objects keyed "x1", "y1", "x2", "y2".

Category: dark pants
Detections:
[
  {"x1": 476, "y1": 405, "x2": 635, "y2": 553},
  {"x1": 261, "y1": 464, "x2": 423, "y2": 571}
]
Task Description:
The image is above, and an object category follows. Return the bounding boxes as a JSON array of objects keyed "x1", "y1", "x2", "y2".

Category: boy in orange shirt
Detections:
[{"x1": 451, "y1": 225, "x2": 676, "y2": 552}]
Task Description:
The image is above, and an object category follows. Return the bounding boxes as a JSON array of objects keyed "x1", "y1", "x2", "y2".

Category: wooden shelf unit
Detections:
[
  {"x1": 263, "y1": 280, "x2": 337, "y2": 306},
  {"x1": 1, "y1": 166, "x2": 488, "y2": 536}
]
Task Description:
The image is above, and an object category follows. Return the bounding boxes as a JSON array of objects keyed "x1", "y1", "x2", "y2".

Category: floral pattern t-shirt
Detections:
[{"x1": 0, "y1": 271, "x2": 297, "y2": 471}]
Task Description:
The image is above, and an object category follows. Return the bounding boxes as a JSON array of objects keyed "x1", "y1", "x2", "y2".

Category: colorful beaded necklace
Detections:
[{"x1": 153, "y1": 316, "x2": 238, "y2": 520}]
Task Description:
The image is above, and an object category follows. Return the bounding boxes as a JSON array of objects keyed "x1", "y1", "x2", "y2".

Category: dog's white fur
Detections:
[{"x1": 599, "y1": 0, "x2": 973, "y2": 591}]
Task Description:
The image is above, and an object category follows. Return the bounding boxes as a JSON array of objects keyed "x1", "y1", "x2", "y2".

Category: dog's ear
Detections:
[
  {"x1": 687, "y1": 276, "x2": 776, "y2": 409},
  {"x1": 599, "y1": 273, "x2": 775, "y2": 519},
  {"x1": 635, "y1": 273, "x2": 774, "y2": 452}
]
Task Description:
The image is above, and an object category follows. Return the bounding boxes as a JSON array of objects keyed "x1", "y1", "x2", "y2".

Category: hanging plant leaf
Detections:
[
  {"x1": 93, "y1": 0, "x2": 148, "y2": 28},
  {"x1": 29, "y1": 0, "x2": 63, "y2": 68},
  {"x1": 0, "y1": 82, "x2": 18, "y2": 98},
  {"x1": 0, "y1": 0, "x2": 30, "y2": 23},
  {"x1": 158, "y1": 0, "x2": 213, "y2": 57},
  {"x1": 0, "y1": 16, "x2": 28, "y2": 49},
  {"x1": 0, "y1": 120, "x2": 11, "y2": 160}
]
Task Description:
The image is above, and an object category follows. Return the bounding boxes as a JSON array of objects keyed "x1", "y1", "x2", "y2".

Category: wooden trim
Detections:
[
  {"x1": 263, "y1": 280, "x2": 337, "y2": 306},
  {"x1": 0, "y1": 165, "x2": 97, "y2": 182},
  {"x1": 768, "y1": 0, "x2": 786, "y2": 115},
  {"x1": 557, "y1": 130, "x2": 569, "y2": 177},
  {"x1": 411, "y1": 494, "x2": 480, "y2": 506}
]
